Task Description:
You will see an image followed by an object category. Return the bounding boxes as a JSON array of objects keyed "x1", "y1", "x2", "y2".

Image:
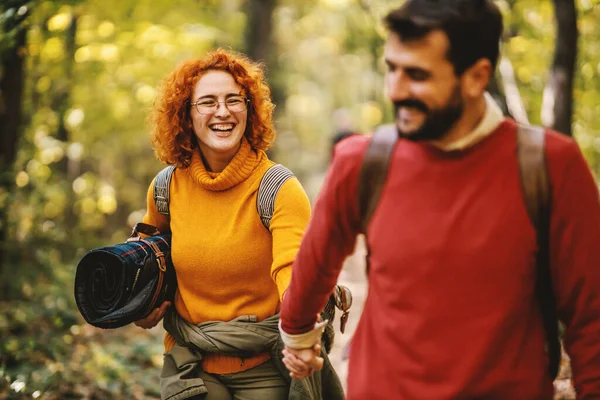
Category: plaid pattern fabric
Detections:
[{"x1": 74, "y1": 234, "x2": 176, "y2": 329}]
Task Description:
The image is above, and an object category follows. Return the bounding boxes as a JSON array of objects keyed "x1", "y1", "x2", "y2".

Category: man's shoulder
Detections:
[
  {"x1": 545, "y1": 128, "x2": 578, "y2": 152},
  {"x1": 332, "y1": 133, "x2": 371, "y2": 162},
  {"x1": 544, "y1": 128, "x2": 584, "y2": 168},
  {"x1": 502, "y1": 118, "x2": 583, "y2": 169},
  {"x1": 323, "y1": 134, "x2": 372, "y2": 190}
]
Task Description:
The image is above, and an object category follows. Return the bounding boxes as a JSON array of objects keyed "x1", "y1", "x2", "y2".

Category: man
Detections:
[{"x1": 279, "y1": 0, "x2": 600, "y2": 399}]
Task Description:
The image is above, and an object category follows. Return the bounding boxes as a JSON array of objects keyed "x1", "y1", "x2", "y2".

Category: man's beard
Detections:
[{"x1": 394, "y1": 85, "x2": 464, "y2": 142}]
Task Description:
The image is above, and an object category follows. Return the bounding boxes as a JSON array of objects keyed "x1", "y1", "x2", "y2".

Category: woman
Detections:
[{"x1": 134, "y1": 49, "x2": 342, "y2": 399}]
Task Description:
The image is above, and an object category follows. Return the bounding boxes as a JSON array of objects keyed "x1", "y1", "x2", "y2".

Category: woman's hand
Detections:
[{"x1": 134, "y1": 301, "x2": 171, "y2": 329}]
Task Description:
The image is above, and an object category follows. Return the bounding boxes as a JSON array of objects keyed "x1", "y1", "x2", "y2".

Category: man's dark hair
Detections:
[{"x1": 384, "y1": 0, "x2": 504, "y2": 75}]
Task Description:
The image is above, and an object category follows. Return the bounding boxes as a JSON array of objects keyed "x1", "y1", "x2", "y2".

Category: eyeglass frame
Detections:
[{"x1": 190, "y1": 96, "x2": 251, "y2": 115}]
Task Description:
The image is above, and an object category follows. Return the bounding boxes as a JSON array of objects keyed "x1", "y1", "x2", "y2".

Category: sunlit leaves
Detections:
[
  {"x1": 15, "y1": 171, "x2": 29, "y2": 188},
  {"x1": 65, "y1": 107, "x2": 84, "y2": 128},
  {"x1": 320, "y1": 0, "x2": 352, "y2": 8},
  {"x1": 47, "y1": 11, "x2": 72, "y2": 32},
  {"x1": 40, "y1": 36, "x2": 65, "y2": 61},
  {"x1": 135, "y1": 84, "x2": 156, "y2": 105},
  {"x1": 96, "y1": 20, "x2": 114, "y2": 38},
  {"x1": 360, "y1": 101, "x2": 383, "y2": 127}
]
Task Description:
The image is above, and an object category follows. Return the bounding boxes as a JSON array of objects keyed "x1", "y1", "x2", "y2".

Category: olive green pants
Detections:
[{"x1": 190, "y1": 360, "x2": 289, "y2": 400}]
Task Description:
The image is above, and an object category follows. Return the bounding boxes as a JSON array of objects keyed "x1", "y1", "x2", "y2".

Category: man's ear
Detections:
[{"x1": 461, "y1": 58, "x2": 492, "y2": 99}]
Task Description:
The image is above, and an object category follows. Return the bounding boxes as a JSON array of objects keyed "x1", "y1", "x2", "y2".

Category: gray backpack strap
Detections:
[
  {"x1": 257, "y1": 164, "x2": 294, "y2": 230},
  {"x1": 357, "y1": 124, "x2": 399, "y2": 233},
  {"x1": 153, "y1": 166, "x2": 176, "y2": 216},
  {"x1": 516, "y1": 124, "x2": 559, "y2": 380}
]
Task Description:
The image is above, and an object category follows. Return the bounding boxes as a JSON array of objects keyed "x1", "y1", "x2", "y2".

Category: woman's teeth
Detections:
[{"x1": 211, "y1": 124, "x2": 234, "y2": 132}]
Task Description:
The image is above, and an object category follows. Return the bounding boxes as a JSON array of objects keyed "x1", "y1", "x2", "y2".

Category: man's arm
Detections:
[
  {"x1": 269, "y1": 177, "x2": 312, "y2": 301},
  {"x1": 279, "y1": 135, "x2": 369, "y2": 338},
  {"x1": 547, "y1": 134, "x2": 600, "y2": 396}
]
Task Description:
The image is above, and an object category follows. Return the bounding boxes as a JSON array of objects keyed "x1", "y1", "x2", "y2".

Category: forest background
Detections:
[{"x1": 0, "y1": 0, "x2": 598, "y2": 398}]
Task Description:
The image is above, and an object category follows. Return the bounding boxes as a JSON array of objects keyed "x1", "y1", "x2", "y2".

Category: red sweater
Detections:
[{"x1": 281, "y1": 119, "x2": 600, "y2": 399}]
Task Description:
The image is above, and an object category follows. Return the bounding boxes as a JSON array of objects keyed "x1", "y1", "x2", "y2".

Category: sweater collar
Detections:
[{"x1": 188, "y1": 137, "x2": 265, "y2": 191}]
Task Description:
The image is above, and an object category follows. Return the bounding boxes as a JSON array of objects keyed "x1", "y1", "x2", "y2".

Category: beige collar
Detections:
[{"x1": 433, "y1": 92, "x2": 505, "y2": 151}]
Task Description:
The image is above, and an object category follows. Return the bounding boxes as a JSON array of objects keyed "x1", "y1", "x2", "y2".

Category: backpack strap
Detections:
[
  {"x1": 256, "y1": 164, "x2": 294, "y2": 231},
  {"x1": 516, "y1": 124, "x2": 560, "y2": 380},
  {"x1": 357, "y1": 124, "x2": 399, "y2": 233},
  {"x1": 356, "y1": 124, "x2": 398, "y2": 279},
  {"x1": 153, "y1": 166, "x2": 176, "y2": 216}
]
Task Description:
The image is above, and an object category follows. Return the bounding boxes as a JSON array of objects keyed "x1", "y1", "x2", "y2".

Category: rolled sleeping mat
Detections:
[{"x1": 74, "y1": 224, "x2": 176, "y2": 329}]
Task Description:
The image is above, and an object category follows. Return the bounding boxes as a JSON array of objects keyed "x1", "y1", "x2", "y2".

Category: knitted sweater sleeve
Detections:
[
  {"x1": 141, "y1": 177, "x2": 171, "y2": 234},
  {"x1": 269, "y1": 176, "x2": 311, "y2": 301}
]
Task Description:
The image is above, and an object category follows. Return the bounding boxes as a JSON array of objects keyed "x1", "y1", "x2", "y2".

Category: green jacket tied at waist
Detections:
[{"x1": 160, "y1": 311, "x2": 345, "y2": 400}]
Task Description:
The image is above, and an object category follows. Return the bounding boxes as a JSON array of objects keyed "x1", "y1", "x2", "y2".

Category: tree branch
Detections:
[
  {"x1": 541, "y1": 0, "x2": 578, "y2": 135},
  {"x1": 498, "y1": 57, "x2": 529, "y2": 125}
]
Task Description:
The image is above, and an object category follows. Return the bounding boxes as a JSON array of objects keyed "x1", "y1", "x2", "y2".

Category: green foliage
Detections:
[
  {"x1": 0, "y1": 1, "x2": 30, "y2": 58},
  {"x1": 0, "y1": 312, "x2": 164, "y2": 399},
  {"x1": 500, "y1": 0, "x2": 600, "y2": 178},
  {"x1": 0, "y1": 264, "x2": 165, "y2": 399}
]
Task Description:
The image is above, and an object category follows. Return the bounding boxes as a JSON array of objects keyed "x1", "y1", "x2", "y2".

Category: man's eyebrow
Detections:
[
  {"x1": 405, "y1": 66, "x2": 431, "y2": 76},
  {"x1": 384, "y1": 60, "x2": 432, "y2": 76}
]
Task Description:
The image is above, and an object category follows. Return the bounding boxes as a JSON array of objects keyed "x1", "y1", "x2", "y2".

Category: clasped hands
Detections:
[
  {"x1": 137, "y1": 301, "x2": 324, "y2": 379},
  {"x1": 282, "y1": 342, "x2": 324, "y2": 379}
]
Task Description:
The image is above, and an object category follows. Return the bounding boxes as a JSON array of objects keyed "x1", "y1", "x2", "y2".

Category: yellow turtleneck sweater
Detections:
[{"x1": 142, "y1": 138, "x2": 311, "y2": 374}]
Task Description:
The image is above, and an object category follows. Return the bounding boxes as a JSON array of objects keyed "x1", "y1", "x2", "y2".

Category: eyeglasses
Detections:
[{"x1": 190, "y1": 96, "x2": 249, "y2": 115}]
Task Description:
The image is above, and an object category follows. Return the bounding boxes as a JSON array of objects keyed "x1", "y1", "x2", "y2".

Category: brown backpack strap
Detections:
[
  {"x1": 516, "y1": 124, "x2": 560, "y2": 380},
  {"x1": 357, "y1": 124, "x2": 399, "y2": 233},
  {"x1": 517, "y1": 125, "x2": 550, "y2": 229},
  {"x1": 128, "y1": 222, "x2": 162, "y2": 239}
]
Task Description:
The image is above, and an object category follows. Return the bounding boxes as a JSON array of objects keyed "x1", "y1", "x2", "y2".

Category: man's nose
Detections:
[{"x1": 386, "y1": 72, "x2": 411, "y2": 102}]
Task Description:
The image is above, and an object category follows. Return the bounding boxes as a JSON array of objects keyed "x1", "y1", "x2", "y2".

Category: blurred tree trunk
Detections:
[
  {"x1": 53, "y1": 14, "x2": 79, "y2": 237},
  {"x1": 55, "y1": 14, "x2": 77, "y2": 173},
  {"x1": 243, "y1": 0, "x2": 282, "y2": 160},
  {"x1": 243, "y1": 0, "x2": 282, "y2": 104},
  {"x1": 0, "y1": 26, "x2": 27, "y2": 282},
  {"x1": 541, "y1": 0, "x2": 578, "y2": 136},
  {"x1": 244, "y1": 0, "x2": 276, "y2": 67}
]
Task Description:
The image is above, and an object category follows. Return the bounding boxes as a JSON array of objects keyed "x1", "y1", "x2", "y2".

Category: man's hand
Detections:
[
  {"x1": 282, "y1": 343, "x2": 323, "y2": 379},
  {"x1": 134, "y1": 301, "x2": 170, "y2": 329}
]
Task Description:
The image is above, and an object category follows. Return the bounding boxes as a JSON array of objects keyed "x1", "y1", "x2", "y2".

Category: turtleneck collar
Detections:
[{"x1": 187, "y1": 137, "x2": 265, "y2": 191}]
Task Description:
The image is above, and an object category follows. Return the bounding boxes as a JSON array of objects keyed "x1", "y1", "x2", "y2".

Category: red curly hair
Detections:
[{"x1": 149, "y1": 49, "x2": 276, "y2": 167}]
